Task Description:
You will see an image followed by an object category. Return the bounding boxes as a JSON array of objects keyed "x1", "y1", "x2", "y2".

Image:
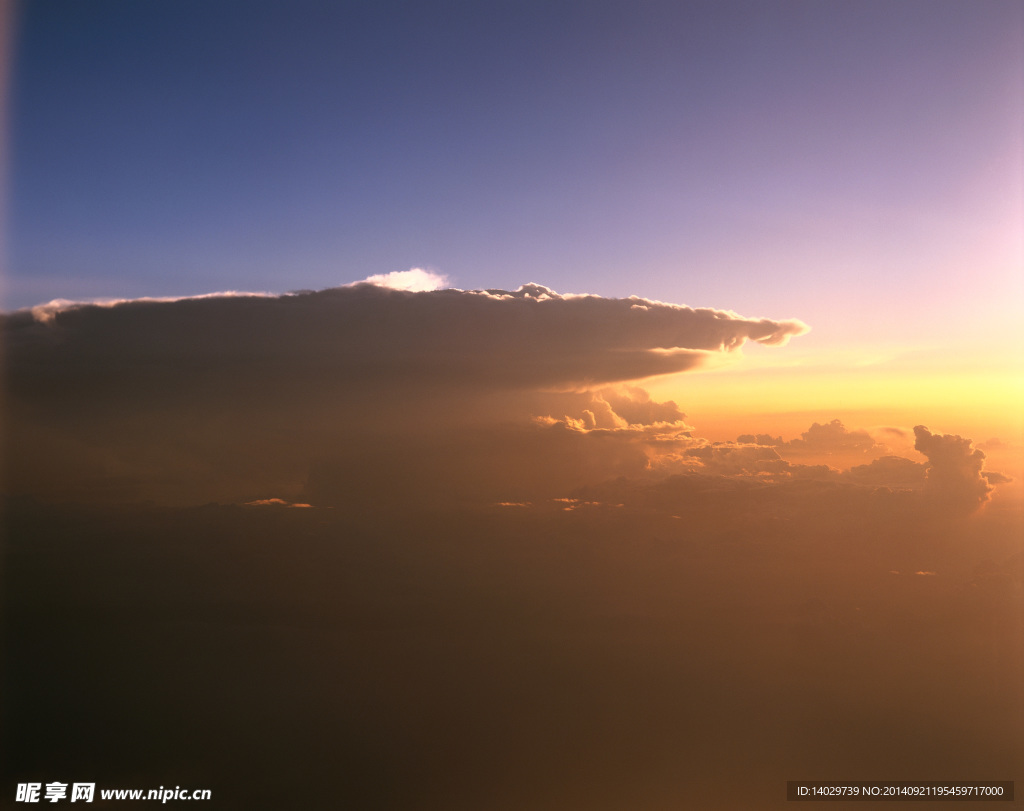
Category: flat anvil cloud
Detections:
[{"x1": 5, "y1": 283, "x2": 809, "y2": 395}]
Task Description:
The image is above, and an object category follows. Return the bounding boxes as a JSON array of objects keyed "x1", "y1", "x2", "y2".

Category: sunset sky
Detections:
[
  {"x1": 3, "y1": 2, "x2": 1022, "y2": 808},
  {"x1": 6, "y1": 0, "x2": 1023, "y2": 457}
]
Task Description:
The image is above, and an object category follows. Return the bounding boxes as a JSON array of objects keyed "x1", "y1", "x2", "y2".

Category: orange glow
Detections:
[{"x1": 647, "y1": 348, "x2": 1024, "y2": 446}]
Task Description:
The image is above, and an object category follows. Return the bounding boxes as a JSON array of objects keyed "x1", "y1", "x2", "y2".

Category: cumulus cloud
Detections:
[
  {"x1": 844, "y1": 456, "x2": 927, "y2": 488},
  {"x1": 736, "y1": 419, "x2": 893, "y2": 471},
  {"x1": 684, "y1": 444, "x2": 787, "y2": 477},
  {"x1": 600, "y1": 386, "x2": 688, "y2": 427},
  {"x1": 736, "y1": 432, "x2": 785, "y2": 447},
  {"x1": 913, "y1": 426, "x2": 1001, "y2": 512},
  {"x1": 780, "y1": 419, "x2": 879, "y2": 459},
  {"x1": 654, "y1": 443, "x2": 840, "y2": 483},
  {"x1": 519, "y1": 407, "x2": 1011, "y2": 511},
  {"x1": 534, "y1": 386, "x2": 691, "y2": 433},
  {"x1": 349, "y1": 267, "x2": 449, "y2": 292},
  {"x1": 717, "y1": 422, "x2": 894, "y2": 483},
  {"x1": 740, "y1": 420, "x2": 876, "y2": 448},
  {"x1": 654, "y1": 420, "x2": 1012, "y2": 511}
]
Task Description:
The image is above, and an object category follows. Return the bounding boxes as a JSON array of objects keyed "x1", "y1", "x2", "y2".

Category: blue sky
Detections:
[{"x1": 5, "y1": 0, "x2": 1022, "y2": 353}]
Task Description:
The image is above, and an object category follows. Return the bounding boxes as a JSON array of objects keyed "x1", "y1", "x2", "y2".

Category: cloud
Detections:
[
  {"x1": 678, "y1": 422, "x2": 1011, "y2": 512},
  {"x1": 739, "y1": 419, "x2": 879, "y2": 452},
  {"x1": 349, "y1": 267, "x2": 449, "y2": 292},
  {"x1": 6, "y1": 283, "x2": 809, "y2": 395},
  {"x1": 736, "y1": 419, "x2": 892, "y2": 471},
  {"x1": 844, "y1": 456, "x2": 927, "y2": 488},
  {"x1": 982, "y1": 471, "x2": 1013, "y2": 485},
  {"x1": 654, "y1": 420, "x2": 1012, "y2": 511},
  {"x1": 534, "y1": 386, "x2": 691, "y2": 433},
  {"x1": 8, "y1": 282, "x2": 1007, "y2": 519},
  {"x1": 600, "y1": 385, "x2": 688, "y2": 427},
  {"x1": 780, "y1": 419, "x2": 879, "y2": 458},
  {"x1": 26, "y1": 291, "x2": 275, "y2": 324},
  {"x1": 243, "y1": 498, "x2": 313, "y2": 508},
  {"x1": 736, "y1": 432, "x2": 785, "y2": 447},
  {"x1": 512, "y1": 408, "x2": 1011, "y2": 512},
  {"x1": 913, "y1": 425, "x2": 999, "y2": 512},
  {"x1": 303, "y1": 421, "x2": 653, "y2": 509},
  {"x1": 2, "y1": 283, "x2": 806, "y2": 505},
  {"x1": 683, "y1": 444, "x2": 788, "y2": 477}
]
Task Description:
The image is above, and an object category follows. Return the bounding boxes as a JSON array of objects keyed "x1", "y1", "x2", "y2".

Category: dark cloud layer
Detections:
[
  {"x1": 3, "y1": 284, "x2": 1019, "y2": 810},
  {"x1": 1, "y1": 284, "x2": 806, "y2": 505},
  {"x1": 5, "y1": 494, "x2": 1020, "y2": 810},
  {"x1": 7, "y1": 284, "x2": 808, "y2": 395}
]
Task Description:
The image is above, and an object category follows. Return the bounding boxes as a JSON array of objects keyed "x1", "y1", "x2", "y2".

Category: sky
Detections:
[
  {"x1": 2, "y1": 2, "x2": 1023, "y2": 808},
  {"x1": 5, "y1": 0, "x2": 1023, "y2": 446}
]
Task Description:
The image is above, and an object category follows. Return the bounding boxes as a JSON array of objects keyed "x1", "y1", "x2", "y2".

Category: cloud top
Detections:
[
  {"x1": 26, "y1": 291, "x2": 275, "y2": 324},
  {"x1": 351, "y1": 268, "x2": 450, "y2": 292},
  {"x1": 913, "y1": 425, "x2": 998, "y2": 511},
  {"x1": 6, "y1": 283, "x2": 809, "y2": 392}
]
